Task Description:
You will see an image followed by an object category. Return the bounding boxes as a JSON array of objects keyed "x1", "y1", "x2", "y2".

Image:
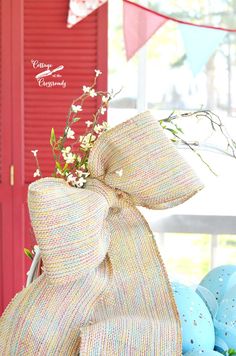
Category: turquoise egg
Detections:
[
  {"x1": 196, "y1": 285, "x2": 218, "y2": 319},
  {"x1": 184, "y1": 351, "x2": 222, "y2": 355},
  {"x1": 199, "y1": 265, "x2": 236, "y2": 304},
  {"x1": 214, "y1": 335, "x2": 228, "y2": 354},
  {"x1": 215, "y1": 284, "x2": 236, "y2": 349},
  {"x1": 172, "y1": 282, "x2": 215, "y2": 353}
]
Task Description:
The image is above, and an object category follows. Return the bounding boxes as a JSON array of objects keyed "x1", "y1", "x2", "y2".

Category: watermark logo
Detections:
[{"x1": 31, "y1": 59, "x2": 67, "y2": 88}]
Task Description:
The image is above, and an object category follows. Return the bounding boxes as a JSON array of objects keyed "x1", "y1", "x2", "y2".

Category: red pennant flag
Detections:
[{"x1": 123, "y1": 0, "x2": 168, "y2": 60}]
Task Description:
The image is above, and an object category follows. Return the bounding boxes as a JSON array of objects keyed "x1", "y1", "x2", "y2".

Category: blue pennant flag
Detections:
[{"x1": 179, "y1": 24, "x2": 226, "y2": 76}]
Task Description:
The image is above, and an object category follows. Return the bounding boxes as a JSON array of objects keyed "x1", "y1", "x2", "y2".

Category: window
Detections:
[{"x1": 108, "y1": 0, "x2": 236, "y2": 284}]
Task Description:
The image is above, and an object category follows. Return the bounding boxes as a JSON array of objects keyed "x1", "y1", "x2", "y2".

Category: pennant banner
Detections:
[
  {"x1": 67, "y1": 0, "x2": 107, "y2": 28},
  {"x1": 123, "y1": 0, "x2": 168, "y2": 60},
  {"x1": 179, "y1": 24, "x2": 226, "y2": 76},
  {"x1": 123, "y1": 0, "x2": 236, "y2": 71}
]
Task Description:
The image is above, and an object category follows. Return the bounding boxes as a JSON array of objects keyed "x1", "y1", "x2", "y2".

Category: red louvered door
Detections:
[
  {"x1": 1, "y1": 0, "x2": 108, "y2": 314},
  {"x1": 0, "y1": 0, "x2": 14, "y2": 315}
]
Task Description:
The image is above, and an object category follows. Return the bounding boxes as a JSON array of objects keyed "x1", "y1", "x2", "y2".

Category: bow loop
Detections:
[
  {"x1": 28, "y1": 177, "x2": 110, "y2": 286},
  {"x1": 88, "y1": 110, "x2": 204, "y2": 210}
]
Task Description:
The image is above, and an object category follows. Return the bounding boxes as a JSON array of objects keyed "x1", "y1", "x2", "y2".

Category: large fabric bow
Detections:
[{"x1": 0, "y1": 111, "x2": 204, "y2": 355}]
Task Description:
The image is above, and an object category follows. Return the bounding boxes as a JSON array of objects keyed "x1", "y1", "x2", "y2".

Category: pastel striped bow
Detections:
[{"x1": 0, "y1": 111, "x2": 204, "y2": 355}]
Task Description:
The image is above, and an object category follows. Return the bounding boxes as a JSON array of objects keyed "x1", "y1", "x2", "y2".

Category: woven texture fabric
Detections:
[{"x1": 0, "y1": 110, "x2": 204, "y2": 355}]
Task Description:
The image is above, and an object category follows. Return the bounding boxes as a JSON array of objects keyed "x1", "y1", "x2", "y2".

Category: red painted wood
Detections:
[
  {"x1": 0, "y1": 0, "x2": 14, "y2": 315},
  {"x1": 0, "y1": 0, "x2": 108, "y2": 314},
  {"x1": 23, "y1": 0, "x2": 108, "y2": 183},
  {"x1": 12, "y1": 0, "x2": 25, "y2": 295}
]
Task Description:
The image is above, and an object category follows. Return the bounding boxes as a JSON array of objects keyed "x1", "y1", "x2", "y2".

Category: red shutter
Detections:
[
  {"x1": 24, "y1": 0, "x2": 108, "y2": 181},
  {"x1": 0, "y1": 0, "x2": 14, "y2": 314},
  {"x1": 1, "y1": 0, "x2": 108, "y2": 314}
]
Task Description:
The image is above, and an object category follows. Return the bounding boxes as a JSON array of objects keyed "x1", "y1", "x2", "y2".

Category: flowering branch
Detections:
[
  {"x1": 159, "y1": 109, "x2": 236, "y2": 175},
  {"x1": 31, "y1": 69, "x2": 115, "y2": 188},
  {"x1": 31, "y1": 150, "x2": 42, "y2": 178}
]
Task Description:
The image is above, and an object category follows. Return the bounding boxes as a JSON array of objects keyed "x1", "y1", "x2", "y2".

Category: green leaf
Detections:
[
  {"x1": 62, "y1": 163, "x2": 68, "y2": 172},
  {"x1": 50, "y1": 128, "x2": 56, "y2": 146},
  {"x1": 166, "y1": 127, "x2": 178, "y2": 135},
  {"x1": 55, "y1": 161, "x2": 62, "y2": 170},
  {"x1": 24, "y1": 248, "x2": 33, "y2": 260},
  {"x1": 228, "y1": 349, "x2": 236, "y2": 356},
  {"x1": 171, "y1": 54, "x2": 187, "y2": 68},
  {"x1": 72, "y1": 117, "x2": 80, "y2": 123},
  {"x1": 177, "y1": 126, "x2": 184, "y2": 134}
]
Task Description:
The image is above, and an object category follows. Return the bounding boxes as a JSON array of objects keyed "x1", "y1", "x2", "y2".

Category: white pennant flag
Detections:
[{"x1": 67, "y1": 0, "x2": 107, "y2": 28}]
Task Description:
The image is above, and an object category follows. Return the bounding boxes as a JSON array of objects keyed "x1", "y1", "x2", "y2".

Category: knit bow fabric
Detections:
[{"x1": 0, "y1": 111, "x2": 204, "y2": 355}]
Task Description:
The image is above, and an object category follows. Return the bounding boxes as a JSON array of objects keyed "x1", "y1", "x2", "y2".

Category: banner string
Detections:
[{"x1": 124, "y1": 0, "x2": 236, "y2": 33}]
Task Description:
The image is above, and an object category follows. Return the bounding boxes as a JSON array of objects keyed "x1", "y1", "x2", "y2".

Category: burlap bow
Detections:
[{"x1": 0, "y1": 111, "x2": 204, "y2": 355}]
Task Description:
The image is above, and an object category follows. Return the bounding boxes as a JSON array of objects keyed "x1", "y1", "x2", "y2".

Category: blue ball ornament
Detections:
[
  {"x1": 196, "y1": 285, "x2": 218, "y2": 319},
  {"x1": 199, "y1": 265, "x2": 236, "y2": 304},
  {"x1": 215, "y1": 284, "x2": 236, "y2": 349},
  {"x1": 183, "y1": 351, "x2": 223, "y2": 355},
  {"x1": 214, "y1": 335, "x2": 228, "y2": 354},
  {"x1": 172, "y1": 282, "x2": 215, "y2": 353}
]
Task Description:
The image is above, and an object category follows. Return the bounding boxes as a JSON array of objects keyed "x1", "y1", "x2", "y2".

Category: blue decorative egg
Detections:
[
  {"x1": 214, "y1": 335, "x2": 228, "y2": 354},
  {"x1": 172, "y1": 282, "x2": 215, "y2": 353},
  {"x1": 196, "y1": 285, "x2": 218, "y2": 319},
  {"x1": 215, "y1": 284, "x2": 236, "y2": 349},
  {"x1": 199, "y1": 265, "x2": 236, "y2": 304},
  {"x1": 183, "y1": 351, "x2": 222, "y2": 355}
]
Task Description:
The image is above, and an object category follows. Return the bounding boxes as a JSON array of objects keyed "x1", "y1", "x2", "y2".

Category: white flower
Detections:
[
  {"x1": 78, "y1": 176, "x2": 87, "y2": 187},
  {"x1": 76, "y1": 170, "x2": 89, "y2": 178},
  {"x1": 65, "y1": 152, "x2": 76, "y2": 164},
  {"x1": 66, "y1": 127, "x2": 75, "y2": 139},
  {"x1": 85, "y1": 120, "x2": 93, "y2": 127},
  {"x1": 62, "y1": 146, "x2": 72, "y2": 160},
  {"x1": 102, "y1": 95, "x2": 109, "y2": 103},
  {"x1": 33, "y1": 169, "x2": 40, "y2": 177},
  {"x1": 95, "y1": 69, "x2": 102, "y2": 77},
  {"x1": 61, "y1": 146, "x2": 76, "y2": 164},
  {"x1": 94, "y1": 124, "x2": 102, "y2": 134},
  {"x1": 66, "y1": 173, "x2": 76, "y2": 183},
  {"x1": 102, "y1": 121, "x2": 109, "y2": 129},
  {"x1": 88, "y1": 133, "x2": 96, "y2": 141},
  {"x1": 71, "y1": 104, "x2": 82, "y2": 113},
  {"x1": 100, "y1": 107, "x2": 106, "y2": 115},
  {"x1": 31, "y1": 149, "x2": 38, "y2": 157},
  {"x1": 115, "y1": 169, "x2": 123, "y2": 177},
  {"x1": 83, "y1": 85, "x2": 90, "y2": 93},
  {"x1": 89, "y1": 89, "x2": 97, "y2": 97},
  {"x1": 80, "y1": 135, "x2": 95, "y2": 149},
  {"x1": 80, "y1": 142, "x2": 92, "y2": 151},
  {"x1": 82, "y1": 133, "x2": 96, "y2": 143},
  {"x1": 75, "y1": 170, "x2": 83, "y2": 177},
  {"x1": 62, "y1": 146, "x2": 71, "y2": 153}
]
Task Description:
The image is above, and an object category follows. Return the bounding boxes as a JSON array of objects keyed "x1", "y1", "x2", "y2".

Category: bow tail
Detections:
[
  {"x1": 0, "y1": 258, "x2": 112, "y2": 355},
  {"x1": 79, "y1": 206, "x2": 182, "y2": 355}
]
